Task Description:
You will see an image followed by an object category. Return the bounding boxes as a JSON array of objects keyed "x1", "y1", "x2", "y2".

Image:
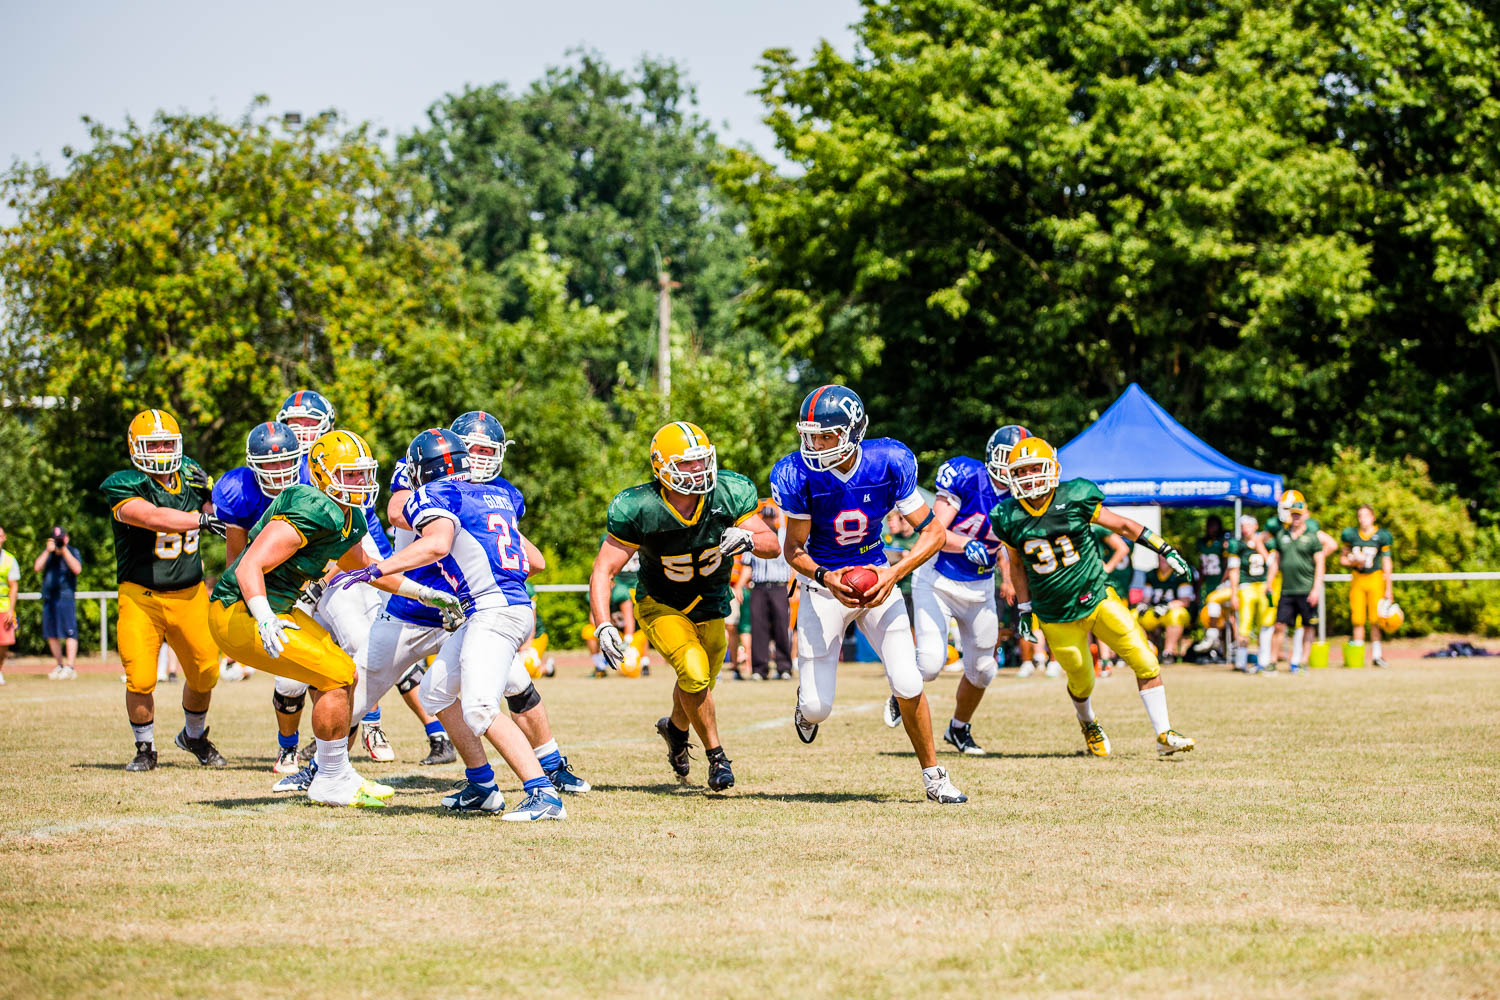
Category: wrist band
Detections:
[
  {"x1": 1138, "y1": 526, "x2": 1168, "y2": 554},
  {"x1": 814, "y1": 566, "x2": 828, "y2": 586},
  {"x1": 912, "y1": 508, "x2": 935, "y2": 530}
]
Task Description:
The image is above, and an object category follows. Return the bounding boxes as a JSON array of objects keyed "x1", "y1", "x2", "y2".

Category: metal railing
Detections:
[{"x1": 15, "y1": 591, "x2": 118, "y2": 660}]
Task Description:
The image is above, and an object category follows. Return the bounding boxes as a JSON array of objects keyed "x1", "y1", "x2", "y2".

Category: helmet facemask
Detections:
[
  {"x1": 131, "y1": 431, "x2": 182, "y2": 476},
  {"x1": 248, "y1": 453, "x2": 302, "y2": 495},
  {"x1": 1008, "y1": 455, "x2": 1058, "y2": 502},
  {"x1": 458, "y1": 433, "x2": 509, "y2": 482},
  {"x1": 657, "y1": 443, "x2": 718, "y2": 495},
  {"x1": 985, "y1": 443, "x2": 1015, "y2": 485},
  {"x1": 315, "y1": 454, "x2": 379, "y2": 509},
  {"x1": 797, "y1": 416, "x2": 865, "y2": 471}
]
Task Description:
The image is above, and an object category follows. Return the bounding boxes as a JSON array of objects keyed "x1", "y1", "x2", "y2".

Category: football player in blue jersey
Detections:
[
  {"x1": 333, "y1": 428, "x2": 566, "y2": 821},
  {"x1": 903, "y1": 424, "x2": 1030, "y2": 756},
  {"x1": 770, "y1": 385, "x2": 967, "y2": 804}
]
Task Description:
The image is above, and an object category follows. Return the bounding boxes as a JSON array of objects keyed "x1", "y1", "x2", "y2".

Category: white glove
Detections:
[
  {"x1": 718, "y1": 526, "x2": 754, "y2": 558},
  {"x1": 412, "y1": 586, "x2": 466, "y2": 631},
  {"x1": 595, "y1": 623, "x2": 626, "y2": 670},
  {"x1": 248, "y1": 595, "x2": 298, "y2": 659}
]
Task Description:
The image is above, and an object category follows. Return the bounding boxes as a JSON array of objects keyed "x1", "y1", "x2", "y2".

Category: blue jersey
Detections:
[
  {"x1": 383, "y1": 457, "x2": 449, "y2": 627},
  {"x1": 769, "y1": 437, "x2": 923, "y2": 571},
  {"x1": 214, "y1": 459, "x2": 393, "y2": 556},
  {"x1": 932, "y1": 455, "x2": 1005, "y2": 582},
  {"x1": 403, "y1": 477, "x2": 532, "y2": 611}
]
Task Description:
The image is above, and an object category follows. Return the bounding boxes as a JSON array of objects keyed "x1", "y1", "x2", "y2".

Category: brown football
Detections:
[{"x1": 841, "y1": 566, "x2": 879, "y2": 596}]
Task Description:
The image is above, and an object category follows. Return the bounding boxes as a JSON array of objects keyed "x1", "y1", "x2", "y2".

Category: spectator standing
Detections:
[
  {"x1": 748, "y1": 504, "x2": 794, "y2": 680},
  {"x1": 0, "y1": 526, "x2": 18, "y2": 684},
  {"x1": 34, "y1": 527, "x2": 82, "y2": 680},
  {"x1": 1267, "y1": 490, "x2": 1337, "y2": 673}
]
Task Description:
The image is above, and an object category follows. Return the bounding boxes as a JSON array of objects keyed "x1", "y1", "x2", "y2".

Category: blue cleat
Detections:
[
  {"x1": 501, "y1": 786, "x2": 567, "y2": 822},
  {"x1": 271, "y1": 761, "x2": 316, "y2": 793},
  {"x1": 441, "y1": 780, "x2": 505, "y2": 814},
  {"x1": 545, "y1": 756, "x2": 591, "y2": 794}
]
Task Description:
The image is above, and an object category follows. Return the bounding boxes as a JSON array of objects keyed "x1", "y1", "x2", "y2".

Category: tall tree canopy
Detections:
[{"x1": 724, "y1": 0, "x2": 1500, "y2": 518}]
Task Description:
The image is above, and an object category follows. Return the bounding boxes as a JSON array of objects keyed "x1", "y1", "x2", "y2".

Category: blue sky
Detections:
[{"x1": 1, "y1": 0, "x2": 861, "y2": 173}]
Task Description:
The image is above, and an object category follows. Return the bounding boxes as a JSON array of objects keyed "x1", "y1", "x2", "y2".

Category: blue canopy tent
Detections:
[{"x1": 1056, "y1": 383, "x2": 1282, "y2": 510}]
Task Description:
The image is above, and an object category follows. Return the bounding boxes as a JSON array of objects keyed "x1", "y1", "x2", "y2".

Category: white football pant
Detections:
[
  {"x1": 796, "y1": 581, "x2": 922, "y2": 725},
  {"x1": 911, "y1": 563, "x2": 999, "y2": 688},
  {"x1": 418, "y1": 605, "x2": 535, "y2": 736}
]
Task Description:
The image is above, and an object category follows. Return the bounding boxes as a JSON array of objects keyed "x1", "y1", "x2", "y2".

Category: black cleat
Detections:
[
  {"x1": 296, "y1": 738, "x2": 316, "y2": 766},
  {"x1": 420, "y1": 734, "x2": 457, "y2": 766},
  {"x1": 943, "y1": 722, "x2": 986, "y2": 756},
  {"x1": 793, "y1": 708, "x2": 819, "y2": 744},
  {"x1": 656, "y1": 717, "x2": 693, "y2": 778},
  {"x1": 125, "y1": 741, "x2": 158, "y2": 772},
  {"x1": 175, "y1": 727, "x2": 228, "y2": 767},
  {"x1": 706, "y1": 754, "x2": 735, "y2": 791}
]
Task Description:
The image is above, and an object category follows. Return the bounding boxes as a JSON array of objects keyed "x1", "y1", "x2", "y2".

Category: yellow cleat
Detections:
[
  {"x1": 350, "y1": 780, "x2": 394, "y2": 808},
  {"x1": 1080, "y1": 719, "x2": 1111, "y2": 757},
  {"x1": 308, "y1": 772, "x2": 396, "y2": 808},
  {"x1": 1157, "y1": 730, "x2": 1195, "y2": 756}
]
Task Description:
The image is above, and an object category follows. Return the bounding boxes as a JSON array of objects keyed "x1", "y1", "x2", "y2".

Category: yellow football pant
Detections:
[
  {"x1": 206, "y1": 600, "x2": 356, "y2": 691},
  {"x1": 1237, "y1": 582, "x2": 1270, "y2": 636},
  {"x1": 1041, "y1": 592, "x2": 1160, "y2": 702},
  {"x1": 118, "y1": 581, "x2": 220, "y2": 695},
  {"x1": 1196, "y1": 582, "x2": 1235, "y2": 627},
  {"x1": 634, "y1": 595, "x2": 726, "y2": 694},
  {"x1": 1349, "y1": 571, "x2": 1384, "y2": 626},
  {"x1": 1138, "y1": 604, "x2": 1191, "y2": 631}
]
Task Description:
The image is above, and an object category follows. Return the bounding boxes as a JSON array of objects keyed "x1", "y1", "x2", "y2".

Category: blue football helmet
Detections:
[
  {"x1": 246, "y1": 421, "x2": 304, "y2": 496},
  {"x1": 277, "y1": 389, "x2": 336, "y2": 449},
  {"x1": 449, "y1": 410, "x2": 511, "y2": 482},
  {"x1": 406, "y1": 428, "x2": 472, "y2": 488},
  {"x1": 797, "y1": 385, "x2": 868, "y2": 470},
  {"x1": 985, "y1": 424, "x2": 1032, "y2": 483}
]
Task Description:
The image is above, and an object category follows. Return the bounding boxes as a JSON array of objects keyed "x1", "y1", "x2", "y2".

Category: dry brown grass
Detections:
[{"x1": 1, "y1": 654, "x2": 1496, "y2": 999}]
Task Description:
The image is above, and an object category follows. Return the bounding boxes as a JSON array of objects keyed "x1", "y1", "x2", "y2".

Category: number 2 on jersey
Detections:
[{"x1": 485, "y1": 513, "x2": 529, "y2": 573}]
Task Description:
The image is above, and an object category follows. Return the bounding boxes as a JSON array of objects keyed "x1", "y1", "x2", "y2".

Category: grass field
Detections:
[{"x1": 1, "y1": 654, "x2": 1497, "y2": 999}]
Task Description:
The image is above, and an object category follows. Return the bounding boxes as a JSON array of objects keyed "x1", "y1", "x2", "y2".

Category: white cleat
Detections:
[
  {"x1": 923, "y1": 766, "x2": 968, "y2": 804},
  {"x1": 362, "y1": 723, "x2": 395, "y2": 762},
  {"x1": 1044, "y1": 660, "x2": 1063, "y2": 679},
  {"x1": 307, "y1": 768, "x2": 395, "y2": 808},
  {"x1": 220, "y1": 662, "x2": 245, "y2": 682},
  {"x1": 1016, "y1": 661, "x2": 1036, "y2": 679},
  {"x1": 1156, "y1": 729, "x2": 1196, "y2": 756},
  {"x1": 882, "y1": 694, "x2": 902, "y2": 728}
]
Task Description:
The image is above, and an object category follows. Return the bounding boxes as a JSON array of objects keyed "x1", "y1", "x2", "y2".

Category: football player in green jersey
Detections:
[
  {"x1": 1339, "y1": 504, "x2": 1395, "y2": 666},
  {"x1": 991, "y1": 438, "x2": 1195, "y2": 757},
  {"x1": 1136, "y1": 558, "x2": 1195, "y2": 662},
  {"x1": 589, "y1": 422, "x2": 780, "y2": 791},
  {"x1": 1225, "y1": 516, "x2": 1274, "y2": 671},
  {"x1": 102, "y1": 409, "x2": 230, "y2": 772}
]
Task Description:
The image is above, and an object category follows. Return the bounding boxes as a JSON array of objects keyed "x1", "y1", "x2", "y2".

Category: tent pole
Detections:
[{"x1": 1234, "y1": 498, "x2": 1242, "y2": 529}]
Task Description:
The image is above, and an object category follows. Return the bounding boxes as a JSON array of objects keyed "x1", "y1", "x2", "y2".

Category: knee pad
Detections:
[
  {"x1": 505, "y1": 683, "x2": 542, "y2": 715},
  {"x1": 964, "y1": 654, "x2": 997, "y2": 689},
  {"x1": 272, "y1": 688, "x2": 307, "y2": 715},
  {"x1": 462, "y1": 697, "x2": 501, "y2": 738},
  {"x1": 1165, "y1": 606, "x2": 1191, "y2": 628},
  {"x1": 274, "y1": 675, "x2": 309, "y2": 698},
  {"x1": 396, "y1": 662, "x2": 425, "y2": 694},
  {"x1": 915, "y1": 645, "x2": 946, "y2": 683}
]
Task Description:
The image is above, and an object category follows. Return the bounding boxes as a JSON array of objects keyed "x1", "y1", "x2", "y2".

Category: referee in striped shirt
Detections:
[{"x1": 747, "y1": 504, "x2": 794, "y2": 679}]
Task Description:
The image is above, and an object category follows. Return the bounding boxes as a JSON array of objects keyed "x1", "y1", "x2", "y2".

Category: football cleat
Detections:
[
  {"x1": 272, "y1": 761, "x2": 317, "y2": 793},
  {"x1": 923, "y1": 767, "x2": 968, "y2": 804},
  {"x1": 308, "y1": 769, "x2": 394, "y2": 808},
  {"x1": 943, "y1": 722, "x2": 986, "y2": 756},
  {"x1": 174, "y1": 727, "x2": 227, "y2": 767},
  {"x1": 220, "y1": 662, "x2": 246, "y2": 682},
  {"x1": 1372, "y1": 657, "x2": 1388, "y2": 668},
  {"x1": 1156, "y1": 730, "x2": 1196, "y2": 756},
  {"x1": 125, "y1": 741, "x2": 158, "y2": 772},
  {"x1": 546, "y1": 756, "x2": 591, "y2": 794},
  {"x1": 362, "y1": 723, "x2": 395, "y2": 762},
  {"x1": 1044, "y1": 660, "x2": 1063, "y2": 678},
  {"x1": 420, "y1": 734, "x2": 457, "y2": 766},
  {"x1": 1016, "y1": 661, "x2": 1037, "y2": 679},
  {"x1": 706, "y1": 755, "x2": 735, "y2": 792},
  {"x1": 56, "y1": 665, "x2": 78, "y2": 680},
  {"x1": 656, "y1": 717, "x2": 693, "y2": 777},
  {"x1": 501, "y1": 786, "x2": 567, "y2": 821},
  {"x1": 793, "y1": 708, "x2": 819, "y2": 744},
  {"x1": 272, "y1": 746, "x2": 301, "y2": 774},
  {"x1": 441, "y1": 780, "x2": 504, "y2": 813},
  {"x1": 296, "y1": 739, "x2": 316, "y2": 766},
  {"x1": 1080, "y1": 719, "x2": 1111, "y2": 757},
  {"x1": 883, "y1": 694, "x2": 902, "y2": 728}
]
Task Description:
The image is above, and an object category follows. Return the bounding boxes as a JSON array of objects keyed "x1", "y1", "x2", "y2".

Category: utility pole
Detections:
[{"x1": 656, "y1": 250, "x2": 679, "y2": 399}]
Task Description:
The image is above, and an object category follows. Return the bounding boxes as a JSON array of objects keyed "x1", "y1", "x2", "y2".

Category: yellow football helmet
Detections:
[
  {"x1": 1278, "y1": 489, "x2": 1307, "y2": 524},
  {"x1": 1377, "y1": 599, "x2": 1404, "y2": 633},
  {"x1": 650, "y1": 421, "x2": 717, "y2": 495},
  {"x1": 1007, "y1": 437, "x2": 1059, "y2": 515},
  {"x1": 307, "y1": 430, "x2": 379, "y2": 509},
  {"x1": 127, "y1": 408, "x2": 183, "y2": 476}
]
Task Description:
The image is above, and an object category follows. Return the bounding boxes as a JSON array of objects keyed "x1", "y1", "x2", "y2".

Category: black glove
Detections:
[
  {"x1": 183, "y1": 464, "x2": 212, "y2": 492},
  {"x1": 198, "y1": 511, "x2": 228, "y2": 538}
]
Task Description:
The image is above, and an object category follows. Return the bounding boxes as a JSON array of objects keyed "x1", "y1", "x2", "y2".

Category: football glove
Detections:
[
  {"x1": 595, "y1": 623, "x2": 626, "y2": 670},
  {"x1": 198, "y1": 511, "x2": 228, "y2": 538},
  {"x1": 249, "y1": 598, "x2": 299, "y2": 659},
  {"x1": 717, "y1": 526, "x2": 754, "y2": 559},
  {"x1": 331, "y1": 566, "x2": 383, "y2": 591},
  {"x1": 1016, "y1": 602, "x2": 1038, "y2": 644},
  {"x1": 963, "y1": 538, "x2": 996, "y2": 569},
  {"x1": 1160, "y1": 542, "x2": 1192, "y2": 578},
  {"x1": 183, "y1": 464, "x2": 213, "y2": 492}
]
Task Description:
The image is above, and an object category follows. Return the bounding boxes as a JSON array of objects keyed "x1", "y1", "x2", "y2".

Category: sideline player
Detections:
[
  {"x1": 1225, "y1": 515, "x2": 1273, "y2": 671},
  {"x1": 208, "y1": 430, "x2": 451, "y2": 806},
  {"x1": 589, "y1": 422, "x2": 778, "y2": 792},
  {"x1": 102, "y1": 409, "x2": 229, "y2": 771},
  {"x1": 993, "y1": 437, "x2": 1195, "y2": 756},
  {"x1": 1267, "y1": 491, "x2": 1336, "y2": 673},
  {"x1": 771, "y1": 386, "x2": 967, "y2": 803},
  {"x1": 336, "y1": 427, "x2": 566, "y2": 820},
  {"x1": 904, "y1": 424, "x2": 1029, "y2": 756},
  {"x1": 1340, "y1": 504, "x2": 1394, "y2": 667},
  {"x1": 370, "y1": 420, "x2": 590, "y2": 799},
  {"x1": 1136, "y1": 555, "x2": 1195, "y2": 663}
]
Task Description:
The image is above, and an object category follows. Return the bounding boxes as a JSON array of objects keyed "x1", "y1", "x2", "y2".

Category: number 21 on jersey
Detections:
[{"x1": 486, "y1": 513, "x2": 529, "y2": 573}]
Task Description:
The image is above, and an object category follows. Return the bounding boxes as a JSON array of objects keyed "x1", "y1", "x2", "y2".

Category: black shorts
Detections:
[{"x1": 1276, "y1": 592, "x2": 1319, "y2": 629}]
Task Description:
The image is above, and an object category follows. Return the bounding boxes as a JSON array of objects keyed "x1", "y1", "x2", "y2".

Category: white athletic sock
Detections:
[
  {"x1": 531, "y1": 738, "x2": 559, "y2": 761},
  {"x1": 1291, "y1": 627, "x2": 1305, "y2": 665},
  {"x1": 1032, "y1": 653, "x2": 1046, "y2": 668},
  {"x1": 1235, "y1": 646, "x2": 1249, "y2": 669},
  {"x1": 1071, "y1": 696, "x2": 1095, "y2": 723},
  {"x1": 1258, "y1": 627, "x2": 1273, "y2": 665},
  {"x1": 949, "y1": 717, "x2": 967, "y2": 732},
  {"x1": 921, "y1": 765, "x2": 945, "y2": 783},
  {"x1": 131, "y1": 722, "x2": 155, "y2": 745},
  {"x1": 1373, "y1": 640, "x2": 1383, "y2": 660},
  {"x1": 1204, "y1": 627, "x2": 1220, "y2": 645},
  {"x1": 184, "y1": 709, "x2": 207, "y2": 739},
  {"x1": 315, "y1": 736, "x2": 350, "y2": 780},
  {"x1": 1139, "y1": 686, "x2": 1170, "y2": 735}
]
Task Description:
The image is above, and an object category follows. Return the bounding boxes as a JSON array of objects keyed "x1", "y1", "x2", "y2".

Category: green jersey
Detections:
[
  {"x1": 605, "y1": 471, "x2": 759, "y2": 623},
  {"x1": 1228, "y1": 537, "x2": 1272, "y2": 584},
  {"x1": 1196, "y1": 534, "x2": 1229, "y2": 592},
  {"x1": 991, "y1": 478, "x2": 1111, "y2": 623},
  {"x1": 1273, "y1": 520, "x2": 1324, "y2": 596},
  {"x1": 211, "y1": 484, "x2": 368, "y2": 613},
  {"x1": 1141, "y1": 567, "x2": 1194, "y2": 607},
  {"x1": 100, "y1": 459, "x2": 213, "y2": 590},
  {"x1": 882, "y1": 527, "x2": 920, "y2": 596},
  {"x1": 1340, "y1": 526, "x2": 1393, "y2": 575},
  {"x1": 1091, "y1": 523, "x2": 1134, "y2": 597}
]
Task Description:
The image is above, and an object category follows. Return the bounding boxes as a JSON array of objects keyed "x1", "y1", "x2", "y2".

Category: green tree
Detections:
[
  {"x1": 398, "y1": 51, "x2": 756, "y2": 379},
  {"x1": 725, "y1": 0, "x2": 1500, "y2": 517}
]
